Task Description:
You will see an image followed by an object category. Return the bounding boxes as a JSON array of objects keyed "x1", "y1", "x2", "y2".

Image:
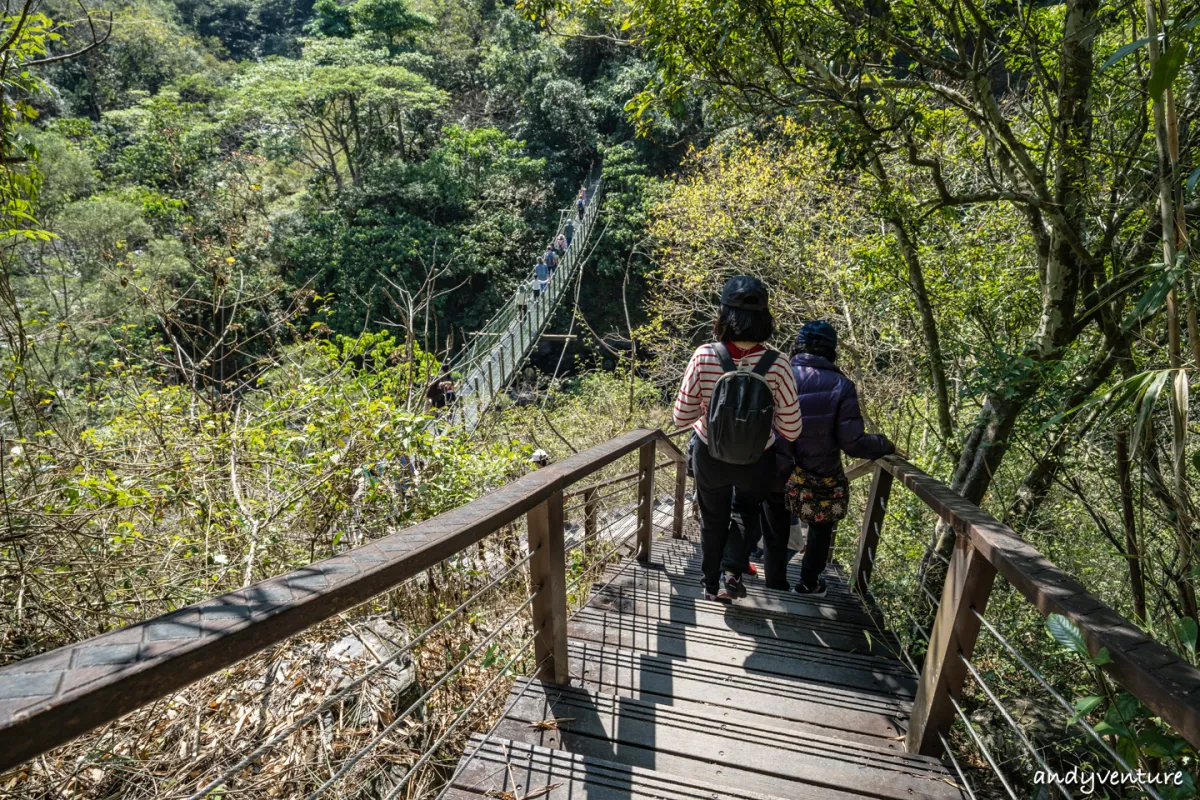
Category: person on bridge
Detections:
[
  {"x1": 544, "y1": 245, "x2": 559, "y2": 277},
  {"x1": 673, "y1": 276, "x2": 801, "y2": 602},
  {"x1": 777, "y1": 320, "x2": 896, "y2": 596},
  {"x1": 563, "y1": 219, "x2": 575, "y2": 248},
  {"x1": 576, "y1": 188, "x2": 586, "y2": 219},
  {"x1": 555, "y1": 233, "x2": 568, "y2": 255},
  {"x1": 535, "y1": 256, "x2": 550, "y2": 293}
]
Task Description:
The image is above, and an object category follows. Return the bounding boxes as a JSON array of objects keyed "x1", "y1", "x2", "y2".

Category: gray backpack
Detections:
[{"x1": 706, "y1": 344, "x2": 778, "y2": 464}]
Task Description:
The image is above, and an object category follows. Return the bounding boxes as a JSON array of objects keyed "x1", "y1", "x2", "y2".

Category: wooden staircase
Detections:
[{"x1": 445, "y1": 522, "x2": 965, "y2": 800}]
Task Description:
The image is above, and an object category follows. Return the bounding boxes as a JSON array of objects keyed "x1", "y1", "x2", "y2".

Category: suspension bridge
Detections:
[
  {"x1": 3, "y1": 180, "x2": 1200, "y2": 798},
  {"x1": 447, "y1": 173, "x2": 603, "y2": 432}
]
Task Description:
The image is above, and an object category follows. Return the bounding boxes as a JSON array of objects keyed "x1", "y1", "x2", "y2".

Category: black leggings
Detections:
[{"x1": 692, "y1": 441, "x2": 772, "y2": 593}]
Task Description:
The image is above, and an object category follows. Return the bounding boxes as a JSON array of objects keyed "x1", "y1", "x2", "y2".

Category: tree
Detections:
[{"x1": 234, "y1": 38, "x2": 445, "y2": 192}]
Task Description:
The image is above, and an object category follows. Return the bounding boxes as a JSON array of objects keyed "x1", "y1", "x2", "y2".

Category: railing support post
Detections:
[
  {"x1": 852, "y1": 465, "x2": 893, "y2": 594},
  {"x1": 636, "y1": 443, "x2": 655, "y2": 562},
  {"x1": 906, "y1": 533, "x2": 997, "y2": 757},
  {"x1": 527, "y1": 491, "x2": 569, "y2": 685},
  {"x1": 672, "y1": 459, "x2": 686, "y2": 538}
]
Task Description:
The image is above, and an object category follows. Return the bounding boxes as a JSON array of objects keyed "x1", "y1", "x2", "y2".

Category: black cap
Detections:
[
  {"x1": 720, "y1": 275, "x2": 769, "y2": 311},
  {"x1": 794, "y1": 320, "x2": 838, "y2": 359}
]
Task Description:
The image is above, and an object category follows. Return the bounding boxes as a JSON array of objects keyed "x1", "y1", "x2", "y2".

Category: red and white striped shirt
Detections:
[{"x1": 673, "y1": 342, "x2": 801, "y2": 448}]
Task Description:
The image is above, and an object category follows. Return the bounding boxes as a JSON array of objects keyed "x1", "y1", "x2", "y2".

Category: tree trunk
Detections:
[{"x1": 1116, "y1": 431, "x2": 1148, "y2": 622}]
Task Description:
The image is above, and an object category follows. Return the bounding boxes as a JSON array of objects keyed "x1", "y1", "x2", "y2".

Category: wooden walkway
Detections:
[{"x1": 446, "y1": 520, "x2": 965, "y2": 800}]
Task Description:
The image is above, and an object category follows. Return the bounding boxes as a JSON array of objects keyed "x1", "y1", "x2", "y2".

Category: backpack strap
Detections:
[
  {"x1": 752, "y1": 348, "x2": 778, "y2": 376},
  {"x1": 711, "y1": 342, "x2": 737, "y2": 373}
]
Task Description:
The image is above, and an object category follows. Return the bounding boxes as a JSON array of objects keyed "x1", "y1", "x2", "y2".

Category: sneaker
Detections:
[
  {"x1": 704, "y1": 587, "x2": 730, "y2": 603},
  {"x1": 722, "y1": 571, "x2": 747, "y2": 599},
  {"x1": 749, "y1": 548, "x2": 765, "y2": 560},
  {"x1": 746, "y1": 562, "x2": 758, "y2": 577},
  {"x1": 792, "y1": 577, "x2": 827, "y2": 597}
]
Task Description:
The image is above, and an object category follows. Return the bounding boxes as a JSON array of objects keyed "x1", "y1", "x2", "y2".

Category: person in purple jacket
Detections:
[{"x1": 771, "y1": 320, "x2": 897, "y2": 596}]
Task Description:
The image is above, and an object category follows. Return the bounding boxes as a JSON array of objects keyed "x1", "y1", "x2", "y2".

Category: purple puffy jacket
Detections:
[{"x1": 774, "y1": 352, "x2": 894, "y2": 482}]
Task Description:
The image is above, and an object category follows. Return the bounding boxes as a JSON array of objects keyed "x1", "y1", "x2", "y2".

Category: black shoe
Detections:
[
  {"x1": 722, "y1": 571, "x2": 747, "y2": 599},
  {"x1": 792, "y1": 577, "x2": 827, "y2": 597}
]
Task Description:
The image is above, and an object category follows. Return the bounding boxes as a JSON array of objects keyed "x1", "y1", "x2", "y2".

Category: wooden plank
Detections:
[
  {"x1": 568, "y1": 641, "x2": 909, "y2": 741},
  {"x1": 567, "y1": 609, "x2": 915, "y2": 697},
  {"x1": 498, "y1": 682, "x2": 961, "y2": 800},
  {"x1": 880, "y1": 455, "x2": 1200, "y2": 747},
  {"x1": 586, "y1": 583, "x2": 897, "y2": 654},
  {"x1": 0, "y1": 427, "x2": 673, "y2": 770},
  {"x1": 450, "y1": 735, "x2": 802, "y2": 800},
  {"x1": 605, "y1": 553, "x2": 870, "y2": 614},
  {"x1": 852, "y1": 466, "x2": 894, "y2": 594},
  {"x1": 596, "y1": 565, "x2": 882, "y2": 629},
  {"x1": 635, "y1": 443, "x2": 655, "y2": 562},
  {"x1": 528, "y1": 492, "x2": 569, "y2": 684}
]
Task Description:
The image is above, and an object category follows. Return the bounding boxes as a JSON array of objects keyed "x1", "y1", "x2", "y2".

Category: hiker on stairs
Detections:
[
  {"x1": 672, "y1": 276, "x2": 801, "y2": 602},
  {"x1": 779, "y1": 320, "x2": 897, "y2": 596}
]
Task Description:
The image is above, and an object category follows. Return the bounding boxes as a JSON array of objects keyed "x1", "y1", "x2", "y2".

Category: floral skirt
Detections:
[{"x1": 784, "y1": 465, "x2": 850, "y2": 524}]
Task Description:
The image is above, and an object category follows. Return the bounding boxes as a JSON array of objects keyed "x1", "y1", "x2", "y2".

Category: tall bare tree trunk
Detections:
[
  {"x1": 1146, "y1": 0, "x2": 1197, "y2": 618},
  {"x1": 1116, "y1": 431, "x2": 1148, "y2": 622}
]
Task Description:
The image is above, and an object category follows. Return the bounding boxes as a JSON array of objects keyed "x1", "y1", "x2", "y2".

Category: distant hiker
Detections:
[
  {"x1": 778, "y1": 320, "x2": 896, "y2": 596},
  {"x1": 555, "y1": 233, "x2": 568, "y2": 255},
  {"x1": 672, "y1": 276, "x2": 801, "y2": 602},
  {"x1": 575, "y1": 188, "x2": 586, "y2": 219},
  {"x1": 535, "y1": 256, "x2": 550, "y2": 292},
  {"x1": 529, "y1": 277, "x2": 543, "y2": 300},
  {"x1": 544, "y1": 245, "x2": 559, "y2": 276},
  {"x1": 517, "y1": 283, "x2": 530, "y2": 321},
  {"x1": 563, "y1": 219, "x2": 575, "y2": 247},
  {"x1": 425, "y1": 372, "x2": 454, "y2": 410},
  {"x1": 531, "y1": 449, "x2": 551, "y2": 469}
]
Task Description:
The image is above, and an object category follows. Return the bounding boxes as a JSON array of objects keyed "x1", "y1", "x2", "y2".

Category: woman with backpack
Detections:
[
  {"x1": 673, "y1": 276, "x2": 801, "y2": 601},
  {"x1": 778, "y1": 320, "x2": 896, "y2": 595}
]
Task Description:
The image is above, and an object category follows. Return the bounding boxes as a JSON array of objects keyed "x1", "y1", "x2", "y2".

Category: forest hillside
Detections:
[{"x1": 1, "y1": 0, "x2": 1199, "y2": 797}]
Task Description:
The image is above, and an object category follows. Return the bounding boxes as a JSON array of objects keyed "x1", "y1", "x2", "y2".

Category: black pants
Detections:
[
  {"x1": 760, "y1": 492, "x2": 792, "y2": 590},
  {"x1": 693, "y1": 441, "x2": 772, "y2": 593},
  {"x1": 800, "y1": 521, "x2": 835, "y2": 588}
]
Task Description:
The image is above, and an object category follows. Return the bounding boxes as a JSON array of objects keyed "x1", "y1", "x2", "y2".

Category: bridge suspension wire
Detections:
[
  {"x1": 186, "y1": 546, "x2": 539, "y2": 800},
  {"x1": 972, "y1": 608, "x2": 1166, "y2": 800}
]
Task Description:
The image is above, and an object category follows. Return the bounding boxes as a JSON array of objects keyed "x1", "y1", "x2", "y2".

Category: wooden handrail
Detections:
[
  {"x1": 856, "y1": 454, "x2": 1200, "y2": 753},
  {"x1": 0, "y1": 427, "x2": 674, "y2": 771}
]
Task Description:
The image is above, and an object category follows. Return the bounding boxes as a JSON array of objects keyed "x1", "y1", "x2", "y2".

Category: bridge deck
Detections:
[{"x1": 446, "y1": 521, "x2": 965, "y2": 799}]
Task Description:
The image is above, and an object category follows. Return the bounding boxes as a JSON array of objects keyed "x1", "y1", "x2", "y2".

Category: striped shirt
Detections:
[{"x1": 673, "y1": 343, "x2": 801, "y2": 448}]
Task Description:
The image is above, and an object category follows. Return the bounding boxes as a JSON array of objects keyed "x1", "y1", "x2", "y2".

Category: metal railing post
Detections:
[
  {"x1": 852, "y1": 465, "x2": 893, "y2": 594},
  {"x1": 636, "y1": 443, "x2": 655, "y2": 562},
  {"x1": 906, "y1": 533, "x2": 997, "y2": 757},
  {"x1": 527, "y1": 491, "x2": 569, "y2": 684}
]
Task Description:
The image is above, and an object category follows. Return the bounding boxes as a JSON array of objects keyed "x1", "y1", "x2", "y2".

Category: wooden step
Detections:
[
  {"x1": 652, "y1": 538, "x2": 858, "y2": 593},
  {"x1": 568, "y1": 640, "x2": 909, "y2": 742},
  {"x1": 640, "y1": 548, "x2": 866, "y2": 606},
  {"x1": 568, "y1": 604, "x2": 915, "y2": 697},
  {"x1": 496, "y1": 679, "x2": 963, "y2": 800},
  {"x1": 584, "y1": 580, "x2": 898, "y2": 656},
  {"x1": 446, "y1": 734, "x2": 799, "y2": 800},
  {"x1": 601, "y1": 561, "x2": 882, "y2": 624}
]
